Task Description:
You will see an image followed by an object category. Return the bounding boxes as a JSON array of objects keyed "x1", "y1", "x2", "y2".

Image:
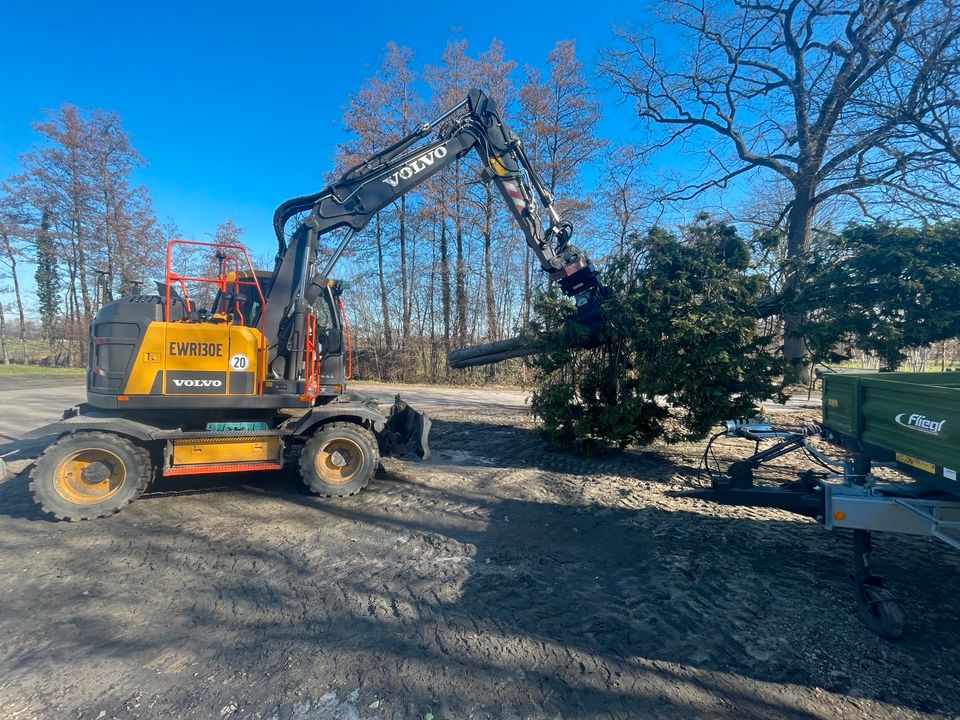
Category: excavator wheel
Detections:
[
  {"x1": 300, "y1": 422, "x2": 380, "y2": 497},
  {"x1": 30, "y1": 432, "x2": 154, "y2": 521}
]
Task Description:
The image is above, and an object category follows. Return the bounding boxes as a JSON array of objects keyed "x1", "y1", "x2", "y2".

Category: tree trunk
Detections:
[
  {"x1": 427, "y1": 217, "x2": 438, "y2": 381},
  {"x1": 0, "y1": 297, "x2": 8, "y2": 364},
  {"x1": 103, "y1": 186, "x2": 115, "y2": 293},
  {"x1": 783, "y1": 189, "x2": 815, "y2": 384},
  {"x1": 1, "y1": 235, "x2": 27, "y2": 362},
  {"x1": 523, "y1": 246, "x2": 532, "y2": 329},
  {"x1": 67, "y1": 268, "x2": 80, "y2": 365},
  {"x1": 72, "y1": 212, "x2": 92, "y2": 320},
  {"x1": 399, "y1": 195, "x2": 410, "y2": 347},
  {"x1": 374, "y1": 215, "x2": 392, "y2": 354},
  {"x1": 483, "y1": 185, "x2": 498, "y2": 341},
  {"x1": 440, "y1": 216, "x2": 451, "y2": 353},
  {"x1": 454, "y1": 167, "x2": 467, "y2": 344}
]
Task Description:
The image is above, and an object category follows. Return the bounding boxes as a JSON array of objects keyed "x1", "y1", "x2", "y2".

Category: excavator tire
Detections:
[
  {"x1": 29, "y1": 431, "x2": 154, "y2": 521},
  {"x1": 300, "y1": 422, "x2": 380, "y2": 497}
]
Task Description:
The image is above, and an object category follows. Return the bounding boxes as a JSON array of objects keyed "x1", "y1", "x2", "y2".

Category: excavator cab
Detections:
[
  {"x1": 86, "y1": 240, "x2": 265, "y2": 410},
  {"x1": 211, "y1": 271, "x2": 272, "y2": 328}
]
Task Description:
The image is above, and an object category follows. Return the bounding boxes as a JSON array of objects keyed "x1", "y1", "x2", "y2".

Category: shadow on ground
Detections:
[
  {"x1": 0, "y1": 417, "x2": 690, "y2": 523},
  {"x1": 1, "y1": 417, "x2": 958, "y2": 718}
]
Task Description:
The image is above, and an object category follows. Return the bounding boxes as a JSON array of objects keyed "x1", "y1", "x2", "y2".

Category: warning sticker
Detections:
[
  {"x1": 230, "y1": 353, "x2": 250, "y2": 371},
  {"x1": 896, "y1": 452, "x2": 936, "y2": 474}
]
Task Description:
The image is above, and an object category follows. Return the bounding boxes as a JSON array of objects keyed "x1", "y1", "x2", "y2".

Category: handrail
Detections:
[{"x1": 164, "y1": 239, "x2": 269, "y2": 394}]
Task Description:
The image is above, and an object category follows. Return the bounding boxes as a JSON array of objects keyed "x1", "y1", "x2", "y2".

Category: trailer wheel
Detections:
[
  {"x1": 300, "y1": 422, "x2": 380, "y2": 497},
  {"x1": 29, "y1": 432, "x2": 154, "y2": 521},
  {"x1": 855, "y1": 584, "x2": 906, "y2": 639}
]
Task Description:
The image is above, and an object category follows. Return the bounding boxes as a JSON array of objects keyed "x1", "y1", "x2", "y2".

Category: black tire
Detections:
[
  {"x1": 29, "y1": 432, "x2": 154, "y2": 521},
  {"x1": 855, "y1": 584, "x2": 906, "y2": 639},
  {"x1": 299, "y1": 422, "x2": 379, "y2": 497}
]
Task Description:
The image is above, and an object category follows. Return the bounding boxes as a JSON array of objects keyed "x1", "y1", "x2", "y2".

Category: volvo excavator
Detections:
[{"x1": 25, "y1": 89, "x2": 606, "y2": 520}]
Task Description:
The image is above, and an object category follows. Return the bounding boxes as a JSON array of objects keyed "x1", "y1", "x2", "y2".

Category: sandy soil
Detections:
[{"x1": 0, "y1": 390, "x2": 958, "y2": 719}]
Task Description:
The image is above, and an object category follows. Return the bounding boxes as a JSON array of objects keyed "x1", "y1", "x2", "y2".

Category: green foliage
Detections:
[
  {"x1": 34, "y1": 213, "x2": 59, "y2": 346},
  {"x1": 801, "y1": 222, "x2": 960, "y2": 370},
  {"x1": 530, "y1": 216, "x2": 784, "y2": 449}
]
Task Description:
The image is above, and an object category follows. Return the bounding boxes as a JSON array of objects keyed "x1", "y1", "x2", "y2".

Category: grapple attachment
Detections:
[{"x1": 381, "y1": 395, "x2": 431, "y2": 460}]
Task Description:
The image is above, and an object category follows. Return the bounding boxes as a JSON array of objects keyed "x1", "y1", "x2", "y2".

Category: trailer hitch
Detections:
[{"x1": 673, "y1": 416, "x2": 960, "y2": 638}]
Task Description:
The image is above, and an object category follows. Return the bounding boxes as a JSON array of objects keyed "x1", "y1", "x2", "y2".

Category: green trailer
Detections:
[
  {"x1": 821, "y1": 370, "x2": 960, "y2": 499},
  {"x1": 681, "y1": 369, "x2": 960, "y2": 638}
]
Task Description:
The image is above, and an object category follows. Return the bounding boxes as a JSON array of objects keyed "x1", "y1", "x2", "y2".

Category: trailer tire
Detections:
[
  {"x1": 300, "y1": 422, "x2": 379, "y2": 497},
  {"x1": 29, "y1": 432, "x2": 154, "y2": 521}
]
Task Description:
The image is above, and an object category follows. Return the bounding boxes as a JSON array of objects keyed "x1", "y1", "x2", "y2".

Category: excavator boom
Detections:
[{"x1": 265, "y1": 89, "x2": 607, "y2": 379}]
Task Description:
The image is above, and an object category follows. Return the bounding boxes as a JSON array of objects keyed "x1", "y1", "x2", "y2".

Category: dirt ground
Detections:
[{"x1": 1, "y1": 386, "x2": 959, "y2": 719}]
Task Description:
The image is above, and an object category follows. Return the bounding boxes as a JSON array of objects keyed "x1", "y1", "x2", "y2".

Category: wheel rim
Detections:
[
  {"x1": 53, "y1": 448, "x2": 127, "y2": 505},
  {"x1": 314, "y1": 438, "x2": 364, "y2": 485}
]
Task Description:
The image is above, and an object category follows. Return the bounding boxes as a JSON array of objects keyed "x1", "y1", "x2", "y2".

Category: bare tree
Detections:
[
  {"x1": 597, "y1": 144, "x2": 657, "y2": 256},
  {"x1": 600, "y1": 0, "x2": 960, "y2": 380},
  {"x1": 4, "y1": 104, "x2": 166, "y2": 363},
  {"x1": 0, "y1": 284, "x2": 8, "y2": 363},
  {"x1": 518, "y1": 40, "x2": 604, "y2": 327},
  {"x1": 425, "y1": 39, "x2": 482, "y2": 345},
  {"x1": 341, "y1": 42, "x2": 424, "y2": 360},
  {"x1": 0, "y1": 193, "x2": 31, "y2": 361},
  {"x1": 377, "y1": 44, "x2": 421, "y2": 348},
  {"x1": 473, "y1": 39, "x2": 517, "y2": 342}
]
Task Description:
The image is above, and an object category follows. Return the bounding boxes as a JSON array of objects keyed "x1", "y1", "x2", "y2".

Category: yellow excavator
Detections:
[{"x1": 25, "y1": 89, "x2": 606, "y2": 520}]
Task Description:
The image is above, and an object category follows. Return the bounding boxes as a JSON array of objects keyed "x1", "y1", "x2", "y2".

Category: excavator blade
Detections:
[{"x1": 381, "y1": 395, "x2": 432, "y2": 460}]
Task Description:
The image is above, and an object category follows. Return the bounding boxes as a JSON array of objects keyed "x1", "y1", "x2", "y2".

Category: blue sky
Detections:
[{"x1": 1, "y1": 0, "x2": 652, "y2": 260}]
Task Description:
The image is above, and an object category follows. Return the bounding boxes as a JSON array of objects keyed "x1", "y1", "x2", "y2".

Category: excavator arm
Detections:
[{"x1": 265, "y1": 89, "x2": 606, "y2": 379}]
